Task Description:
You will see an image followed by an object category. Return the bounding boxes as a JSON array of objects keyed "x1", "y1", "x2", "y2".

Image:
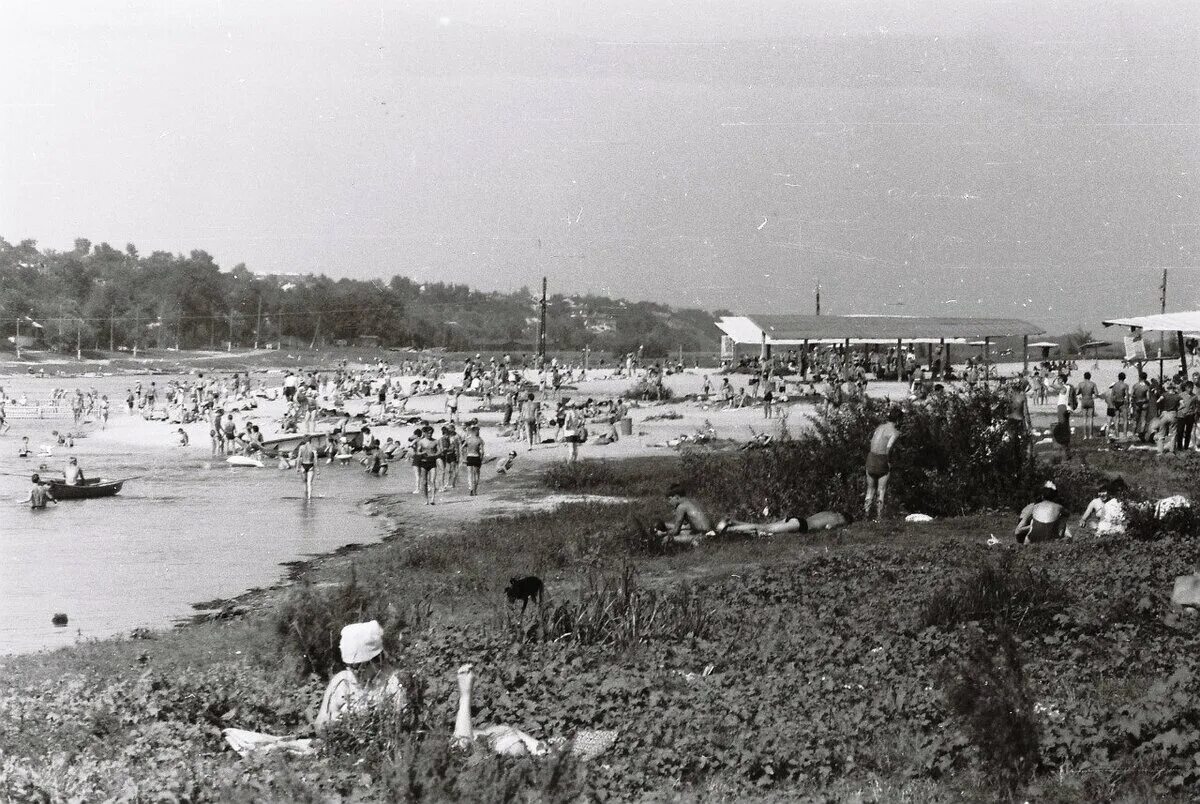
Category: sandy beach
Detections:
[{"x1": 0, "y1": 355, "x2": 1157, "y2": 655}]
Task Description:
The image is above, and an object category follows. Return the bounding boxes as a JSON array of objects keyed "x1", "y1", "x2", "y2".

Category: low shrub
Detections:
[
  {"x1": 376, "y1": 735, "x2": 588, "y2": 803},
  {"x1": 623, "y1": 379, "x2": 673, "y2": 401},
  {"x1": 1122, "y1": 498, "x2": 1198, "y2": 541},
  {"x1": 542, "y1": 456, "x2": 680, "y2": 499},
  {"x1": 943, "y1": 629, "x2": 1039, "y2": 795},
  {"x1": 275, "y1": 569, "x2": 424, "y2": 679},
  {"x1": 543, "y1": 459, "x2": 619, "y2": 492},
  {"x1": 921, "y1": 552, "x2": 1070, "y2": 635},
  {"x1": 685, "y1": 389, "x2": 1048, "y2": 521}
]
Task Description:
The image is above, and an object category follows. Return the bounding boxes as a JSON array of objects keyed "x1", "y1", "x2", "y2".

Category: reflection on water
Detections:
[{"x1": 0, "y1": 371, "x2": 394, "y2": 655}]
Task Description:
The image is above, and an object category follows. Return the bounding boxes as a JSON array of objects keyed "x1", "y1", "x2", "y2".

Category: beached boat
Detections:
[
  {"x1": 260, "y1": 432, "x2": 329, "y2": 454},
  {"x1": 47, "y1": 478, "x2": 124, "y2": 499}
]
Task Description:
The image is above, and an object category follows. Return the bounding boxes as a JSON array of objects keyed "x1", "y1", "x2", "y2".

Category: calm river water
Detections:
[{"x1": 0, "y1": 371, "x2": 394, "y2": 655}]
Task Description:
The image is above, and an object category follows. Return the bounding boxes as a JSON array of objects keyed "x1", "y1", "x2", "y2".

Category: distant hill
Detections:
[{"x1": 0, "y1": 237, "x2": 721, "y2": 357}]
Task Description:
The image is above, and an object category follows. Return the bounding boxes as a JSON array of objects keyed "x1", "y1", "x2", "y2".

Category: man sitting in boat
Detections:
[{"x1": 64, "y1": 456, "x2": 85, "y2": 486}]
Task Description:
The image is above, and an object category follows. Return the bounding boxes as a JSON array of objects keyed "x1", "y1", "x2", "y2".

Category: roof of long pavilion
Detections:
[{"x1": 716, "y1": 314, "x2": 1044, "y2": 345}]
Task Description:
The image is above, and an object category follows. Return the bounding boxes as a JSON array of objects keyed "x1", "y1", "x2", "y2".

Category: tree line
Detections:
[{"x1": 0, "y1": 237, "x2": 723, "y2": 357}]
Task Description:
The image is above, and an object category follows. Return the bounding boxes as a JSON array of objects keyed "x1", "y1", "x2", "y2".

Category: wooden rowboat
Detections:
[
  {"x1": 260, "y1": 432, "x2": 329, "y2": 455},
  {"x1": 47, "y1": 478, "x2": 124, "y2": 499}
]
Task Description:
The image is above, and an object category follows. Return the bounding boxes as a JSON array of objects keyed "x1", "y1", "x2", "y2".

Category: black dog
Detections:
[{"x1": 505, "y1": 576, "x2": 544, "y2": 614}]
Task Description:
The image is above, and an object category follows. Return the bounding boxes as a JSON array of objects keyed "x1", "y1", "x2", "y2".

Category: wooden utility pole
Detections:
[
  {"x1": 815, "y1": 282, "x2": 821, "y2": 315},
  {"x1": 537, "y1": 276, "x2": 548, "y2": 367},
  {"x1": 109, "y1": 308, "x2": 115, "y2": 353},
  {"x1": 76, "y1": 320, "x2": 81, "y2": 361},
  {"x1": 1159, "y1": 268, "x2": 1167, "y2": 381},
  {"x1": 15, "y1": 316, "x2": 20, "y2": 360},
  {"x1": 254, "y1": 296, "x2": 263, "y2": 350}
]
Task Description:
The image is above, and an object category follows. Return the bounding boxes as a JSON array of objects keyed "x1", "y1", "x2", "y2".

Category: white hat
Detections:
[
  {"x1": 339, "y1": 620, "x2": 384, "y2": 664},
  {"x1": 1043, "y1": 481, "x2": 1057, "y2": 491}
]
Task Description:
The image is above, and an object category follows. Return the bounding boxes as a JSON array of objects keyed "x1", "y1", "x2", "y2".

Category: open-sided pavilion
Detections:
[
  {"x1": 1102, "y1": 311, "x2": 1200, "y2": 377},
  {"x1": 716, "y1": 314, "x2": 1046, "y2": 376}
]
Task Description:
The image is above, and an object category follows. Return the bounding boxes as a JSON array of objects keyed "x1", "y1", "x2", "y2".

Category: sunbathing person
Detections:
[
  {"x1": 222, "y1": 620, "x2": 406, "y2": 757},
  {"x1": 716, "y1": 509, "x2": 852, "y2": 537},
  {"x1": 1015, "y1": 482, "x2": 1069, "y2": 543}
]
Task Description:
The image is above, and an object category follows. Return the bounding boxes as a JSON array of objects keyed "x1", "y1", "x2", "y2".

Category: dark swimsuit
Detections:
[
  {"x1": 1025, "y1": 518, "x2": 1061, "y2": 543},
  {"x1": 865, "y1": 452, "x2": 890, "y2": 479}
]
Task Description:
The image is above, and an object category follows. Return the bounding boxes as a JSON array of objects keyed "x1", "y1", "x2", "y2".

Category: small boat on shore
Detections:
[
  {"x1": 48, "y1": 478, "x2": 124, "y2": 499},
  {"x1": 260, "y1": 432, "x2": 329, "y2": 455}
]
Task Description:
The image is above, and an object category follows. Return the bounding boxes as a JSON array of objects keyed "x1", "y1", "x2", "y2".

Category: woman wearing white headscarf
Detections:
[
  {"x1": 314, "y1": 620, "x2": 406, "y2": 731},
  {"x1": 222, "y1": 620, "x2": 406, "y2": 757}
]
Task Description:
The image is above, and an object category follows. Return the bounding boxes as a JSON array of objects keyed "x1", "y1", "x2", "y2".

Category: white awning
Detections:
[{"x1": 1102, "y1": 312, "x2": 1200, "y2": 332}]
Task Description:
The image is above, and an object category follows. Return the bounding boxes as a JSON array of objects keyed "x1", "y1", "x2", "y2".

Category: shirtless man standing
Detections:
[
  {"x1": 1075, "y1": 372, "x2": 1098, "y2": 438},
  {"x1": 520, "y1": 392, "x2": 540, "y2": 451},
  {"x1": 865, "y1": 406, "x2": 902, "y2": 519},
  {"x1": 461, "y1": 424, "x2": 485, "y2": 496}
]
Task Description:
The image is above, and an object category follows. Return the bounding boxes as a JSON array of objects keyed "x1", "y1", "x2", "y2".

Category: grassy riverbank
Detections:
[{"x1": 5, "y1": 420, "x2": 1200, "y2": 800}]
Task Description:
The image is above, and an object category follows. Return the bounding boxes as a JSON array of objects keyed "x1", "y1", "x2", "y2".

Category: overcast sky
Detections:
[{"x1": 1, "y1": 0, "x2": 1197, "y2": 331}]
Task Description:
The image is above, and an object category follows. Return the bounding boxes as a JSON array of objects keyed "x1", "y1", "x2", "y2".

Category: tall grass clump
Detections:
[
  {"x1": 275, "y1": 569, "x2": 428, "y2": 678},
  {"x1": 685, "y1": 388, "x2": 1047, "y2": 520},
  {"x1": 512, "y1": 563, "x2": 713, "y2": 648},
  {"x1": 943, "y1": 629, "x2": 1039, "y2": 796},
  {"x1": 376, "y1": 735, "x2": 588, "y2": 803},
  {"x1": 921, "y1": 553, "x2": 1069, "y2": 636},
  {"x1": 542, "y1": 456, "x2": 678, "y2": 498}
]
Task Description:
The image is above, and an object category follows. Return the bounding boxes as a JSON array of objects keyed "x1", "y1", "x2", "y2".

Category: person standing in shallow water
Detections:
[
  {"x1": 296, "y1": 435, "x2": 317, "y2": 500},
  {"x1": 864, "y1": 406, "x2": 902, "y2": 520},
  {"x1": 23, "y1": 474, "x2": 56, "y2": 509}
]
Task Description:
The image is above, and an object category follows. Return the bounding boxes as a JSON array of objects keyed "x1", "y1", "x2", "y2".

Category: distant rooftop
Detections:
[{"x1": 717, "y1": 314, "x2": 1044, "y2": 345}]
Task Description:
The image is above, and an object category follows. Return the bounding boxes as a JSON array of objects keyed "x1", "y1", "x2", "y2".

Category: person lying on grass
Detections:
[
  {"x1": 1014, "y1": 482, "x2": 1069, "y2": 544},
  {"x1": 714, "y1": 510, "x2": 852, "y2": 538},
  {"x1": 222, "y1": 620, "x2": 406, "y2": 757}
]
